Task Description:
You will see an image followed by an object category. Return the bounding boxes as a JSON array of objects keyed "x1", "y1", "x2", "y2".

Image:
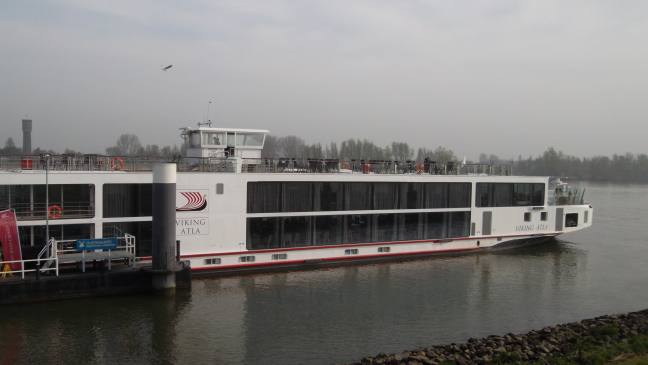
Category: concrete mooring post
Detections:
[{"x1": 151, "y1": 163, "x2": 179, "y2": 292}]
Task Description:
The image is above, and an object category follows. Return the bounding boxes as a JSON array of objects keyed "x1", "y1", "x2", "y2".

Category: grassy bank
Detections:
[{"x1": 486, "y1": 332, "x2": 648, "y2": 365}]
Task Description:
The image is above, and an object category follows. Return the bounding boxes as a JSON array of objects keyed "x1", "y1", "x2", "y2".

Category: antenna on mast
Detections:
[{"x1": 197, "y1": 101, "x2": 213, "y2": 127}]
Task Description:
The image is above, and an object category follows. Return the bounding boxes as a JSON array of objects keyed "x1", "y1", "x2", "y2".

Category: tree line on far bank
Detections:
[{"x1": 3, "y1": 134, "x2": 648, "y2": 182}]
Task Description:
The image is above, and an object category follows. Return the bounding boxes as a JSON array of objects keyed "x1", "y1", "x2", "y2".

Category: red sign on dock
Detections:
[{"x1": 0, "y1": 210, "x2": 22, "y2": 271}]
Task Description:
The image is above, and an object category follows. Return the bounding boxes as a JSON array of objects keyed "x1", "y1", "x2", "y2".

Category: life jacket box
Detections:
[{"x1": 21, "y1": 158, "x2": 33, "y2": 170}]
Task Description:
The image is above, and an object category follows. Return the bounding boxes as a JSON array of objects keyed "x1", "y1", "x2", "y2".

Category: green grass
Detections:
[{"x1": 484, "y1": 334, "x2": 648, "y2": 365}]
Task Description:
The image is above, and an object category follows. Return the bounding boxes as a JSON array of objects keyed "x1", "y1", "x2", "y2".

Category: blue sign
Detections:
[{"x1": 76, "y1": 238, "x2": 117, "y2": 251}]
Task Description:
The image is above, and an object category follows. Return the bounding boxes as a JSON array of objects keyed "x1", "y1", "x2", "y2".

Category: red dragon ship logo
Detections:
[{"x1": 176, "y1": 192, "x2": 208, "y2": 212}]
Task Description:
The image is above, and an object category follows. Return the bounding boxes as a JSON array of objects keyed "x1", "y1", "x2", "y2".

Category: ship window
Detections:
[
  {"x1": 400, "y1": 183, "x2": 422, "y2": 209},
  {"x1": 425, "y1": 212, "x2": 446, "y2": 239},
  {"x1": 247, "y1": 217, "x2": 280, "y2": 250},
  {"x1": 282, "y1": 216, "x2": 312, "y2": 248},
  {"x1": 203, "y1": 132, "x2": 225, "y2": 146},
  {"x1": 282, "y1": 182, "x2": 312, "y2": 212},
  {"x1": 314, "y1": 215, "x2": 342, "y2": 246},
  {"x1": 373, "y1": 182, "x2": 398, "y2": 210},
  {"x1": 204, "y1": 258, "x2": 221, "y2": 265},
  {"x1": 400, "y1": 213, "x2": 422, "y2": 241},
  {"x1": 216, "y1": 183, "x2": 224, "y2": 194},
  {"x1": 190, "y1": 131, "x2": 201, "y2": 147},
  {"x1": 448, "y1": 183, "x2": 471, "y2": 208},
  {"x1": 565, "y1": 213, "x2": 578, "y2": 227},
  {"x1": 344, "y1": 249, "x2": 358, "y2": 255},
  {"x1": 272, "y1": 253, "x2": 287, "y2": 260},
  {"x1": 236, "y1": 133, "x2": 265, "y2": 147},
  {"x1": 314, "y1": 182, "x2": 343, "y2": 211},
  {"x1": 103, "y1": 184, "x2": 152, "y2": 218},
  {"x1": 449, "y1": 211, "x2": 471, "y2": 238},
  {"x1": 524, "y1": 212, "x2": 531, "y2": 222},
  {"x1": 247, "y1": 182, "x2": 281, "y2": 213},
  {"x1": 239, "y1": 256, "x2": 255, "y2": 263},
  {"x1": 378, "y1": 247, "x2": 390, "y2": 253},
  {"x1": 345, "y1": 183, "x2": 372, "y2": 210},
  {"x1": 424, "y1": 183, "x2": 448, "y2": 208},
  {"x1": 344, "y1": 214, "x2": 370, "y2": 243},
  {"x1": 541, "y1": 212, "x2": 548, "y2": 221},
  {"x1": 375, "y1": 214, "x2": 397, "y2": 242}
]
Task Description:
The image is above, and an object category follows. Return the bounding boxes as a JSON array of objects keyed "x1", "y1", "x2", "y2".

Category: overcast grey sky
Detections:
[{"x1": 1, "y1": 0, "x2": 647, "y2": 160}]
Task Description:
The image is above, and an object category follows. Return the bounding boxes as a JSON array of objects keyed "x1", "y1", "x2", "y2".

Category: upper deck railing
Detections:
[{"x1": 0, "y1": 154, "x2": 514, "y2": 176}]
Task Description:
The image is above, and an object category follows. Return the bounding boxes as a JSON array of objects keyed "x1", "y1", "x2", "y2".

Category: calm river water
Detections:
[{"x1": 1, "y1": 182, "x2": 648, "y2": 365}]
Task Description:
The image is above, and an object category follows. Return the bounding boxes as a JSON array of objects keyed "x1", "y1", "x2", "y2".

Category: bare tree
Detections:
[
  {"x1": 391, "y1": 142, "x2": 413, "y2": 162},
  {"x1": 109, "y1": 134, "x2": 142, "y2": 156},
  {"x1": 279, "y1": 135, "x2": 305, "y2": 158},
  {"x1": 262, "y1": 135, "x2": 281, "y2": 158}
]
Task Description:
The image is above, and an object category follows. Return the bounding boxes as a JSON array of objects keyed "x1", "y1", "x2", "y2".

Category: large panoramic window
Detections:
[
  {"x1": 246, "y1": 211, "x2": 471, "y2": 250},
  {"x1": 103, "y1": 184, "x2": 152, "y2": 218},
  {"x1": 476, "y1": 183, "x2": 545, "y2": 207},
  {"x1": 248, "y1": 181, "x2": 473, "y2": 213},
  {"x1": 1, "y1": 184, "x2": 94, "y2": 220}
]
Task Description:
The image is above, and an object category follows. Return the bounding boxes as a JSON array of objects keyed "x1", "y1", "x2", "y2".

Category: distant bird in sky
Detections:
[{"x1": 162, "y1": 64, "x2": 173, "y2": 71}]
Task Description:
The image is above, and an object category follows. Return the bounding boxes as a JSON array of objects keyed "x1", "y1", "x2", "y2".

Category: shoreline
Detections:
[{"x1": 342, "y1": 309, "x2": 648, "y2": 365}]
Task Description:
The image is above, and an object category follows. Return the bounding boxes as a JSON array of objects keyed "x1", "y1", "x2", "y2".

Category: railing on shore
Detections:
[{"x1": 0, "y1": 154, "x2": 514, "y2": 176}]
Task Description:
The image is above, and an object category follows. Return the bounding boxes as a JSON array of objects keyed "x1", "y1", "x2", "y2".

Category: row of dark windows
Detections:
[
  {"x1": 0, "y1": 184, "x2": 152, "y2": 219},
  {"x1": 0, "y1": 184, "x2": 93, "y2": 216},
  {"x1": 247, "y1": 182, "x2": 472, "y2": 213},
  {"x1": 247, "y1": 211, "x2": 471, "y2": 250},
  {"x1": 476, "y1": 183, "x2": 545, "y2": 207}
]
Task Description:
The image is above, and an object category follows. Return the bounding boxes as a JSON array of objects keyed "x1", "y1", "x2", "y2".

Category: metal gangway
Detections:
[{"x1": 0, "y1": 234, "x2": 137, "y2": 279}]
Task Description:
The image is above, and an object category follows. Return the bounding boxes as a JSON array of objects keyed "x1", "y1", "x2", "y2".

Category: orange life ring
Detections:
[
  {"x1": 341, "y1": 162, "x2": 351, "y2": 170},
  {"x1": 48, "y1": 205, "x2": 62, "y2": 219},
  {"x1": 416, "y1": 164, "x2": 424, "y2": 174},
  {"x1": 110, "y1": 158, "x2": 124, "y2": 170}
]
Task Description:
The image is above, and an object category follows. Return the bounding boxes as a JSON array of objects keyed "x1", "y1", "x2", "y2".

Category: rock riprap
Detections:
[{"x1": 342, "y1": 309, "x2": 648, "y2": 365}]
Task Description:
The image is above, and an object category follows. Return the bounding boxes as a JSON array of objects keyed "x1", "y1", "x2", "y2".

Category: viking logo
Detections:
[{"x1": 176, "y1": 192, "x2": 208, "y2": 212}]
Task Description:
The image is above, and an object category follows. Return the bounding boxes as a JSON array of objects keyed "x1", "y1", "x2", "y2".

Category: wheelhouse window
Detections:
[
  {"x1": 202, "y1": 132, "x2": 226, "y2": 146},
  {"x1": 235, "y1": 133, "x2": 265, "y2": 147}
]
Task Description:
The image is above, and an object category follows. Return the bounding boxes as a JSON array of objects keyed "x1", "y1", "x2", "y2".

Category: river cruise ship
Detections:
[{"x1": 0, "y1": 126, "x2": 592, "y2": 275}]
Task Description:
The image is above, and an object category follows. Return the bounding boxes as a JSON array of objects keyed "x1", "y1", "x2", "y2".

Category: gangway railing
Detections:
[
  {"x1": 55, "y1": 234, "x2": 137, "y2": 272},
  {"x1": 0, "y1": 237, "x2": 58, "y2": 279},
  {"x1": 0, "y1": 235, "x2": 137, "y2": 279}
]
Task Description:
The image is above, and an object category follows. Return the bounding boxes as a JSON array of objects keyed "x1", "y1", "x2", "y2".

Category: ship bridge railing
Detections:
[{"x1": 0, "y1": 154, "x2": 514, "y2": 176}]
